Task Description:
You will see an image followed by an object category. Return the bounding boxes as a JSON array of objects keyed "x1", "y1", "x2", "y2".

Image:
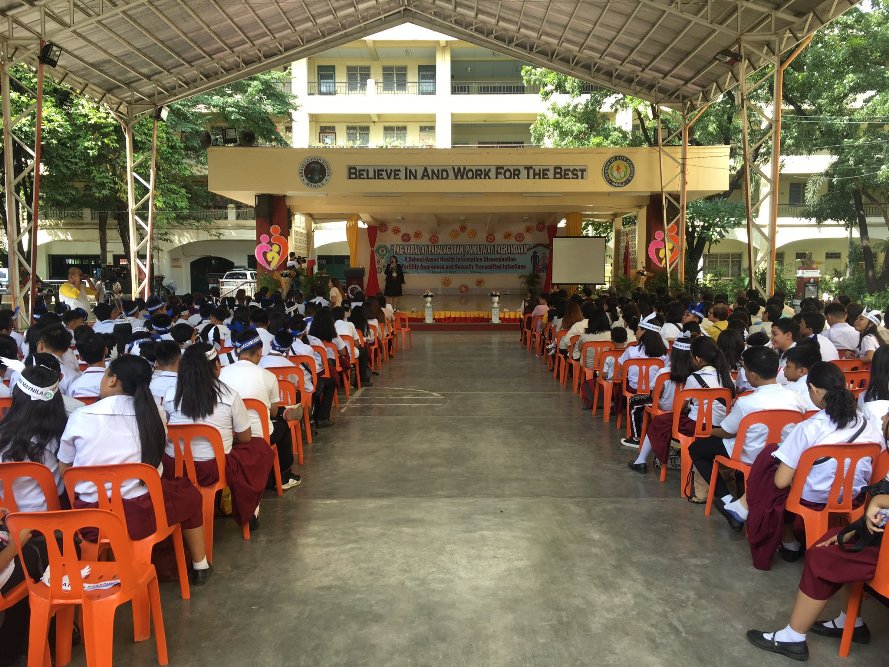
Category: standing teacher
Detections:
[
  {"x1": 58, "y1": 266, "x2": 97, "y2": 312},
  {"x1": 384, "y1": 255, "x2": 405, "y2": 310}
]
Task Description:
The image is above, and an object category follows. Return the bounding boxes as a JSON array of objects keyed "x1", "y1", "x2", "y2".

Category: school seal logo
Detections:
[
  {"x1": 603, "y1": 155, "x2": 635, "y2": 188},
  {"x1": 299, "y1": 156, "x2": 331, "y2": 188}
]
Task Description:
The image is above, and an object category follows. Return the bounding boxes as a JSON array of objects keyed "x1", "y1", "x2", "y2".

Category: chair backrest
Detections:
[
  {"x1": 0, "y1": 461, "x2": 62, "y2": 511},
  {"x1": 311, "y1": 345, "x2": 333, "y2": 378},
  {"x1": 567, "y1": 334, "x2": 580, "y2": 356},
  {"x1": 270, "y1": 365, "x2": 306, "y2": 393},
  {"x1": 242, "y1": 398, "x2": 272, "y2": 442},
  {"x1": 166, "y1": 424, "x2": 226, "y2": 483},
  {"x1": 62, "y1": 463, "x2": 172, "y2": 534},
  {"x1": 868, "y1": 520, "x2": 889, "y2": 598},
  {"x1": 787, "y1": 442, "x2": 882, "y2": 513},
  {"x1": 622, "y1": 358, "x2": 665, "y2": 393},
  {"x1": 340, "y1": 334, "x2": 357, "y2": 358},
  {"x1": 395, "y1": 313, "x2": 411, "y2": 329},
  {"x1": 648, "y1": 373, "x2": 670, "y2": 411},
  {"x1": 843, "y1": 370, "x2": 870, "y2": 398},
  {"x1": 6, "y1": 509, "x2": 137, "y2": 602},
  {"x1": 831, "y1": 358, "x2": 863, "y2": 372},
  {"x1": 0, "y1": 397, "x2": 11, "y2": 420},
  {"x1": 872, "y1": 450, "x2": 889, "y2": 483},
  {"x1": 531, "y1": 315, "x2": 543, "y2": 332},
  {"x1": 369, "y1": 323, "x2": 384, "y2": 343},
  {"x1": 553, "y1": 330, "x2": 568, "y2": 349},
  {"x1": 287, "y1": 355, "x2": 318, "y2": 390},
  {"x1": 276, "y1": 378, "x2": 299, "y2": 407},
  {"x1": 321, "y1": 341, "x2": 343, "y2": 371},
  {"x1": 596, "y1": 349, "x2": 623, "y2": 379},
  {"x1": 355, "y1": 330, "x2": 366, "y2": 347},
  {"x1": 672, "y1": 387, "x2": 733, "y2": 438},
  {"x1": 730, "y1": 409, "x2": 807, "y2": 462},
  {"x1": 580, "y1": 341, "x2": 612, "y2": 368},
  {"x1": 73, "y1": 395, "x2": 99, "y2": 405}
]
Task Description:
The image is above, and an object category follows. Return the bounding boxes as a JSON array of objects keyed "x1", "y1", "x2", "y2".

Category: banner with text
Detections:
[
  {"x1": 348, "y1": 164, "x2": 588, "y2": 181},
  {"x1": 376, "y1": 242, "x2": 549, "y2": 275}
]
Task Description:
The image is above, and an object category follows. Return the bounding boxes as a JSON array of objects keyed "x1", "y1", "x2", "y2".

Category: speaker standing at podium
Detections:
[{"x1": 384, "y1": 256, "x2": 405, "y2": 309}]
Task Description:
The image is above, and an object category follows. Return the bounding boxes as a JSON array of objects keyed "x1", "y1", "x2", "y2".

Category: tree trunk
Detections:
[
  {"x1": 98, "y1": 210, "x2": 108, "y2": 266},
  {"x1": 115, "y1": 200, "x2": 131, "y2": 261},
  {"x1": 852, "y1": 189, "x2": 879, "y2": 292}
]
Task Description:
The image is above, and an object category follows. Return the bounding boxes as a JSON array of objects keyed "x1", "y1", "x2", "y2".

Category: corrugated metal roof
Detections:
[{"x1": 0, "y1": 1, "x2": 860, "y2": 114}]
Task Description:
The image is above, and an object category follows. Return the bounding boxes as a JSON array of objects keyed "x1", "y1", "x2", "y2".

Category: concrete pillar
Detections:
[
  {"x1": 435, "y1": 43, "x2": 452, "y2": 147},
  {"x1": 635, "y1": 207, "x2": 647, "y2": 274},
  {"x1": 612, "y1": 216, "x2": 623, "y2": 283},
  {"x1": 291, "y1": 60, "x2": 310, "y2": 148}
]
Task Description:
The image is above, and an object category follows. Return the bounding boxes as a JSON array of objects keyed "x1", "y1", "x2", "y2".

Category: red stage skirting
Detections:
[{"x1": 404, "y1": 311, "x2": 522, "y2": 324}]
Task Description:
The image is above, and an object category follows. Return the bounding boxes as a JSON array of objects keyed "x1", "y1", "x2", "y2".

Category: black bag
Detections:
[{"x1": 836, "y1": 479, "x2": 889, "y2": 552}]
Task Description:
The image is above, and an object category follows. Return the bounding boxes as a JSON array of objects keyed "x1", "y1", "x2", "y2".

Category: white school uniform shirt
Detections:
[
  {"x1": 382, "y1": 304, "x2": 395, "y2": 322},
  {"x1": 775, "y1": 343, "x2": 796, "y2": 386},
  {"x1": 125, "y1": 316, "x2": 147, "y2": 333},
  {"x1": 259, "y1": 353, "x2": 306, "y2": 391},
  {"x1": 684, "y1": 366, "x2": 729, "y2": 425},
  {"x1": 565, "y1": 319, "x2": 588, "y2": 345},
  {"x1": 660, "y1": 322, "x2": 682, "y2": 346},
  {"x1": 67, "y1": 366, "x2": 106, "y2": 398},
  {"x1": 334, "y1": 319, "x2": 360, "y2": 359},
  {"x1": 718, "y1": 383, "x2": 807, "y2": 464},
  {"x1": 9, "y1": 352, "x2": 80, "y2": 397},
  {"x1": 774, "y1": 410, "x2": 882, "y2": 504},
  {"x1": 0, "y1": 382, "x2": 8, "y2": 398},
  {"x1": 788, "y1": 374, "x2": 820, "y2": 412},
  {"x1": 306, "y1": 333, "x2": 345, "y2": 361},
  {"x1": 857, "y1": 333, "x2": 880, "y2": 360},
  {"x1": 63, "y1": 395, "x2": 84, "y2": 416},
  {"x1": 9, "y1": 330, "x2": 24, "y2": 355},
  {"x1": 810, "y1": 333, "x2": 839, "y2": 362},
  {"x1": 92, "y1": 319, "x2": 119, "y2": 335},
  {"x1": 164, "y1": 385, "x2": 251, "y2": 458},
  {"x1": 149, "y1": 371, "x2": 178, "y2": 404},
  {"x1": 617, "y1": 344, "x2": 666, "y2": 390},
  {"x1": 186, "y1": 312, "x2": 202, "y2": 327},
  {"x1": 652, "y1": 367, "x2": 678, "y2": 411},
  {"x1": 219, "y1": 360, "x2": 279, "y2": 438},
  {"x1": 825, "y1": 322, "x2": 860, "y2": 353},
  {"x1": 57, "y1": 395, "x2": 165, "y2": 503},
  {"x1": 0, "y1": 438, "x2": 64, "y2": 512},
  {"x1": 255, "y1": 327, "x2": 275, "y2": 355}
]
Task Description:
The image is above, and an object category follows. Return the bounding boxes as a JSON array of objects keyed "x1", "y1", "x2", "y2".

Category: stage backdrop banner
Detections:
[{"x1": 376, "y1": 242, "x2": 549, "y2": 274}]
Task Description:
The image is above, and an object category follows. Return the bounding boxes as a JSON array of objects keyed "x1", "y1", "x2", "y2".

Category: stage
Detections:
[{"x1": 392, "y1": 292, "x2": 524, "y2": 325}]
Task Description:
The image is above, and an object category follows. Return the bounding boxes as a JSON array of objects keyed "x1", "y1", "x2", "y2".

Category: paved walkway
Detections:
[{"x1": 86, "y1": 332, "x2": 887, "y2": 666}]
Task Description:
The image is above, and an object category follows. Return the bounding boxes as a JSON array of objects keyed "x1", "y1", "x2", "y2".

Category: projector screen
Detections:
[{"x1": 551, "y1": 236, "x2": 608, "y2": 285}]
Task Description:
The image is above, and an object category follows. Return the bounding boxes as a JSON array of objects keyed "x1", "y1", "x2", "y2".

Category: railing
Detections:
[
  {"x1": 375, "y1": 81, "x2": 434, "y2": 95},
  {"x1": 777, "y1": 203, "x2": 887, "y2": 218},
  {"x1": 42, "y1": 209, "x2": 85, "y2": 220},
  {"x1": 74, "y1": 208, "x2": 257, "y2": 222},
  {"x1": 451, "y1": 80, "x2": 539, "y2": 95},
  {"x1": 307, "y1": 81, "x2": 436, "y2": 95},
  {"x1": 307, "y1": 81, "x2": 367, "y2": 95}
]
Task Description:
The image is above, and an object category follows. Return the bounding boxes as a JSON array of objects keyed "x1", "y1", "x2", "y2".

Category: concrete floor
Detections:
[{"x1": 71, "y1": 332, "x2": 887, "y2": 665}]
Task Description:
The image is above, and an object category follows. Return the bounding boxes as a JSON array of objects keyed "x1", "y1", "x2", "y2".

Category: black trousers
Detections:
[
  {"x1": 270, "y1": 413, "x2": 294, "y2": 480},
  {"x1": 0, "y1": 540, "x2": 46, "y2": 666},
  {"x1": 689, "y1": 435, "x2": 731, "y2": 500},
  {"x1": 314, "y1": 376, "x2": 336, "y2": 421}
]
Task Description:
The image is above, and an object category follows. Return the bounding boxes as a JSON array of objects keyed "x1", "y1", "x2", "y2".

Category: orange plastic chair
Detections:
[
  {"x1": 311, "y1": 344, "x2": 340, "y2": 409},
  {"x1": 617, "y1": 358, "x2": 665, "y2": 436},
  {"x1": 287, "y1": 355, "x2": 319, "y2": 444},
  {"x1": 323, "y1": 340, "x2": 351, "y2": 399},
  {"x1": 242, "y1": 398, "x2": 284, "y2": 496},
  {"x1": 558, "y1": 335, "x2": 580, "y2": 388},
  {"x1": 786, "y1": 442, "x2": 882, "y2": 549},
  {"x1": 549, "y1": 330, "x2": 568, "y2": 375},
  {"x1": 573, "y1": 341, "x2": 613, "y2": 396},
  {"x1": 0, "y1": 396, "x2": 11, "y2": 419},
  {"x1": 394, "y1": 312, "x2": 413, "y2": 350},
  {"x1": 0, "y1": 461, "x2": 62, "y2": 512},
  {"x1": 520, "y1": 314, "x2": 532, "y2": 347},
  {"x1": 368, "y1": 323, "x2": 387, "y2": 369},
  {"x1": 6, "y1": 509, "x2": 168, "y2": 667},
  {"x1": 831, "y1": 359, "x2": 863, "y2": 372},
  {"x1": 665, "y1": 387, "x2": 734, "y2": 495},
  {"x1": 166, "y1": 423, "x2": 248, "y2": 557},
  {"x1": 527, "y1": 315, "x2": 543, "y2": 351},
  {"x1": 871, "y1": 449, "x2": 889, "y2": 483},
  {"x1": 843, "y1": 370, "x2": 870, "y2": 399},
  {"x1": 639, "y1": 376, "x2": 682, "y2": 446},
  {"x1": 840, "y1": 512, "x2": 889, "y2": 656},
  {"x1": 62, "y1": 463, "x2": 191, "y2": 601},
  {"x1": 592, "y1": 350, "x2": 623, "y2": 422},
  {"x1": 276, "y1": 378, "x2": 305, "y2": 465},
  {"x1": 704, "y1": 409, "x2": 807, "y2": 517},
  {"x1": 339, "y1": 334, "x2": 361, "y2": 389},
  {"x1": 73, "y1": 395, "x2": 99, "y2": 405}
]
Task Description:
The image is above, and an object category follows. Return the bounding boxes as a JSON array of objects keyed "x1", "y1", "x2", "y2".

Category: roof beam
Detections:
[{"x1": 634, "y1": 0, "x2": 740, "y2": 37}]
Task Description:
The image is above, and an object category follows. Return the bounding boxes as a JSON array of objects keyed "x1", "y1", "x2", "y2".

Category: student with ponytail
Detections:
[
  {"x1": 57, "y1": 354, "x2": 212, "y2": 585},
  {"x1": 163, "y1": 343, "x2": 275, "y2": 530},
  {"x1": 852, "y1": 309, "x2": 884, "y2": 363},
  {"x1": 629, "y1": 335, "x2": 734, "y2": 474}
]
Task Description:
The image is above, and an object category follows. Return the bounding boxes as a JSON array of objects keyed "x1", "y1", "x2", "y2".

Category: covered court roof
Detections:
[{"x1": 0, "y1": 0, "x2": 860, "y2": 115}]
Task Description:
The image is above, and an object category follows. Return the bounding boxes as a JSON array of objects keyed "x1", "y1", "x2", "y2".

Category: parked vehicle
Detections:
[{"x1": 218, "y1": 269, "x2": 256, "y2": 298}]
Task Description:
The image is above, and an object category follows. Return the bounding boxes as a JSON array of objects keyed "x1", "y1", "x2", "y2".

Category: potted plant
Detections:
[{"x1": 489, "y1": 290, "x2": 501, "y2": 306}]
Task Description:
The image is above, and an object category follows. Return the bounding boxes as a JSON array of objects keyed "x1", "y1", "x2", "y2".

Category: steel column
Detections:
[
  {"x1": 121, "y1": 115, "x2": 159, "y2": 299},
  {"x1": 29, "y1": 48, "x2": 44, "y2": 317}
]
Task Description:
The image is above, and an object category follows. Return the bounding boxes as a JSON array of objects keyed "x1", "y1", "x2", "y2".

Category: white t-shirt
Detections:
[
  {"x1": 0, "y1": 439, "x2": 64, "y2": 512},
  {"x1": 219, "y1": 360, "x2": 279, "y2": 438},
  {"x1": 149, "y1": 371, "x2": 178, "y2": 404},
  {"x1": 652, "y1": 367, "x2": 678, "y2": 411},
  {"x1": 718, "y1": 383, "x2": 806, "y2": 463},
  {"x1": 825, "y1": 322, "x2": 860, "y2": 353},
  {"x1": 660, "y1": 322, "x2": 682, "y2": 346},
  {"x1": 164, "y1": 385, "x2": 251, "y2": 458},
  {"x1": 787, "y1": 374, "x2": 820, "y2": 411},
  {"x1": 810, "y1": 333, "x2": 839, "y2": 362},
  {"x1": 67, "y1": 366, "x2": 106, "y2": 398},
  {"x1": 857, "y1": 333, "x2": 880, "y2": 360},
  {"x1": 57, "y1": 395, "x2": 165, "y2": 503},
  {"x1": 255, "y1": 328, "x2": 275, "y2": 356},
  {"x1": 334, "y1": 320, "x2": 360, "y2": 359},
  {"x1": 573, "y1": 330, "x2": 611, "y2": 365},
  {"x1": 774, "y1": 410, "x2": 882, "y2": 504}
]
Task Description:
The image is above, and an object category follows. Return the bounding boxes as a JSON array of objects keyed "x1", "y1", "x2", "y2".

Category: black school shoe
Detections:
[
  {"x1": 746, "y1": 630, "x2": 809, "y2": 661},
  {"x1": 810, "y1": 620, "x2": 870, "y2": 644},
  {"x1": 627, "y1": 461, "x2": 647, "y2": 474},
  {"x1": 713, "y1": 498, "x2": 745, "y2": 532},
  {"x1": 190, "y1": 565, "x2": 213, "y2": 586},
  {"x1": 780, "y1": 545, "x2": 805, "y2": 562}
]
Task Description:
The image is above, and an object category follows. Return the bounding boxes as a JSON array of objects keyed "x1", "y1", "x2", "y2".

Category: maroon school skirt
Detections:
[
  {"x1": 74, "y1": 476, "x2": 203, "y2": 542},
  {"x1": 799, "y1": 527, "x2": 880, "y2": 600},
  {"x1": 648, "y1": 413, "x2": 695, "y2": 464},
  {"x1": 161, "y1": 437, "x2": 274, "y2": 527}
]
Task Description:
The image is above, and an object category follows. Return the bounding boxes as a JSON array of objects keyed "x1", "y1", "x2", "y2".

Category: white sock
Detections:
[
  {"x1": 634, "y1": 438, "x2": 653, "y2": 465},
  {"x1": 782, "y1": 539, "x2": 802, "y2": 552},
  {"x1": 254, "y1": 505, "x2": 261, "y2": 518},
  {"x1": 829, "y1": 611, "x2": 864, "y2": 629},
  {"x1": 725, "y1": 499, "x2": 749, "y2": 520},
  {"x1": 721, "y1": 494, "x2": 734, "y2": 505},
  {"x1": 192, "y1": 557, "x2": 209, "y2": 571},
  {"x1": 770, "y1": 625, "x2": 806, "y2": 643}
]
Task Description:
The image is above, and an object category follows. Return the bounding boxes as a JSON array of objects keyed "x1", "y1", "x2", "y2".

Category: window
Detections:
[
  {"x1": 788, "y1": 182, "x2": 805, "y2": 205},
  {"x1": 702, "y1": 252, "x2": 742, "y2": 278},
  {"x1": 317, "y1": 65, "x2": 335, "y2": 95},
  {"x1": 418, "y1": 65, "x2": 436, "y2": 95},
  {"x1": 775, "y1": 252, "x2": 785, "y2": 266},
  {"x1": 795, "y1": 251, "x2": 812, "y2": 261},
  {"x1": 419, "y1": 125, "x2": 435, "y2": 146},
  {"x1": 825, "y1": 251, "x2": 842, "y2": 260},
  {"x1": 49, "y1": 255, "x2": 101, "y2": 281},
  {"x1": 318, "y1": 125, "x2": 336, "y2": 145},
  {"x1": 346, "y1": 65, "x2": 370, "y2": 93},
  {"x1": 382, "y1": 65, "x2": 407, "y2": 92},
  {"x1": 346, "y1": 125, "x2": 370, "y2": 146},
  {"x1": 383, "y1": 125, "x2": 408, "y2": 145}
]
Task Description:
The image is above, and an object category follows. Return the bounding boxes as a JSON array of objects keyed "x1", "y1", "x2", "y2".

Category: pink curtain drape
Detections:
[
  {"x1": 543, "y1": 224, "x2": 558, "y2": 292},
  {"x1": 365, "y1": 225, "x2": 381, "y2": 296}
]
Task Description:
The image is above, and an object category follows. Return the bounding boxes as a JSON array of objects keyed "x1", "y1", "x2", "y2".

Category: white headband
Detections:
[
  {"x1": 235, "y1": 335, "x2": 263, "y2": 354},
  {"x1": 864, "y1": 310, "x2": 882, "y2": 326},
  {"x1": 672, "y1": 338, "x2": 691, "y2": 351},
  {"x1": 16, "y1": 375, "x2": 59, "y2": 401},
  {"x1": 640, "y1": 321, "x2": 661, "y2": 333},
  {"x1": 642, "y1": 313, "x2": 657, "y2": 323},
  {"x1": 205, "y1": 348, "x2": 218, "y2": 362}
]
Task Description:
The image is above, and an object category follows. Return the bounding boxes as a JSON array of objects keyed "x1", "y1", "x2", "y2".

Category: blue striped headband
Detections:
[
  {"x1": 152, "y1": 324, "x2": 171, "y2": 334},
  {"x1": 235, "y1": 336, "x2": 263, "y2": 355}
]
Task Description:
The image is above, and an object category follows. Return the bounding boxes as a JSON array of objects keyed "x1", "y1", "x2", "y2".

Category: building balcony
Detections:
[
  {"x1": 40, "y1": 207, "x2": 256, "y2": 225},
  {"x1": 451, "y1": 80, "x2": 540, "y2": 95},
  {"x1": 776, "y1": 203, "x2": 886, "y2": 220}
]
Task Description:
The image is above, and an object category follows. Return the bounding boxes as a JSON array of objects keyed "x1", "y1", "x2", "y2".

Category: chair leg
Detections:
[
  {"x1": 242, "y1": 521, "x2": 251, "y2": 541},
  {"x1": 131, "y1": 588, "x2": 151, "y2": 641},
  {"x1": 171, "y1": 527, "x2": 191, "y2": 600},
  {"x1": 83, "y1": 603, "x2": 116, "y2": 667},
  {"x1": 679, "y1": 445, "x2": 692, "y2": 498},
  {"x1": 302, "y1": 397, "x2": 313, "y2": 444},
  {"x1": 26, "y1": 598, "x2": 52, "y2": 667},
  {"x1": 54, "y1": 606, "x2": 75, "y2": 667},
  {"x1": 639, "y1": 412, "x2": 650, "y2": 445},
  {"x1": 202, "y1": 492, "x2": 216, "y2": 563},
  {"x1": 704, "y1": 462, "x2": 721, "y2": 516},
  {"x1": 602, "y1": 386, "x2": 613, "y2": 423},
  {"x1": 591, "y1": 383, "x2": 600, "y2": 417},
  {"x1": 148, "y1": 577, "x2": 169, "y2": 665},
  {"x1": 270, "y1": 444, "x2": 283, "y2": 496},
  {"x1": 839, "y1": 582, "x2": 865, "y2": 657},
  {"x1": 290, "y1": 423, "x2": 304, "y2": 465}
]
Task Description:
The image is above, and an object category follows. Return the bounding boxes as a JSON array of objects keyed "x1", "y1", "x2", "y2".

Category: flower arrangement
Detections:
[
  {"x1": 440, "y1": 276, "x2": 451, "y2": 287},
  {"x1": 458, "y1": 284, "x2": 470, "y2": 294},
  {"x1": 430, "y1": 234, "x2": 440, "y2": 245},
  {"x1": 413, "y1": 230, "x2": 423, "y2": 239},
  {"x1": 489, "y1": 290, "x2": 501, "y2": 297},
  {"x1": 467, "y1": 228, "x2": 478, "y2": 238},
  {"x1": 401, "y1": 233, "x2": 411, "y2": 242},
  {"x1": 524, "y1": 224, "x2": 533, "y2": 233},
  {"x1": 459, "y1": 223, "x2": 468, "y2": 233},
  {"x1": 378, "y1": 223, "x2": 388, "y2": 232},
  {"x1": 503, "y1": 231, "x2": 513, "y2": 240},
  {"x1": 475, "y1": 278, "x2": 486, "y2": 287},
  {"x1": 392, "y1": 225, "x2": 401, "y2": 235},
  {"x1": 485, "y1": 233, "x2": 496, "y2": 243},
  {"x1": 536, "y1": 222, "x2": 545, "y2": 232},
  {"x1": 515, "y1": 233, "x2": 525, "y2": 242},
  {"x1": 448, "y1": 229, "x2": 460, "y2": 240},
  {"x1": 422, "y1": 290, "x2": 434, "y2": 298}
]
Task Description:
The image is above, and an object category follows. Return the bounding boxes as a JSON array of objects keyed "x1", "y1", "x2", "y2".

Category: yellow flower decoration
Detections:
[
  {"x1": 441, "y1": 276, "x2": 452, "y2": 287},
  {"x1": 467, "y1": 229, "x2": 478, "y2": 238},
  {"x1": 448, "y1": 229, "x2": 460, "y2": 239}
]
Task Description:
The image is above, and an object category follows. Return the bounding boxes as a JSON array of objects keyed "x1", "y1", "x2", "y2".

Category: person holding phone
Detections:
[{"x1": 384, "y1": 255, "x2": 405, "y2": 310}]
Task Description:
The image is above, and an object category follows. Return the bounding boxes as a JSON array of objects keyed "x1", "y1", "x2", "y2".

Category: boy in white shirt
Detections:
[
  {"x1": 782, "y1": 341, "x2": 821, "y2": 411},
  {"x1": 798, "y1": 311, "x2": 838, "y2": 362},
  {"x1": 250, "y1": 309, "x2": 275, "y2": 355},
  {"x1": 67, "y1": 331, "x2": 107, "y2": 397},
  {"x1": 691, "y1": 346, "x2": 806, "y2": 529},
  {"x1": 34, "y1": 324, "x2": 80, "y2": 395},
  {"x1": 148, "y1": 340, "x2": 181, "y2": 403},
  {"x1": 823, "y1": 302, "x2": 859, "y2": 355}
]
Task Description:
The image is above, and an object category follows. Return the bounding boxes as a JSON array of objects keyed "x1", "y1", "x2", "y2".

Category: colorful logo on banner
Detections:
[
  {"x1": 647, "y1": 223, "x2": 681, "y2": 268},
  {"x1": 255, "y1": 225, "x2": 289, "y2": 270},
  {"x1": 602, "y1": 155, "x2": 635, "y2": 188},
  {"x1": 376, "y1": 242, "x2": 549, "y2": 275},
  {"x1": 299, "y1": 156, "x2": 331, "y2": 188}
]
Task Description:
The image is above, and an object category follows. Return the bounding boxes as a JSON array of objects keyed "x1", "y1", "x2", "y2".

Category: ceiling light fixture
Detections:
[
  {"x1": 714, "y1": 49, "x2": 742, "y2": 65},
  {"x1": 38, "y1": 42, "x2": 62, "y2": 67}
]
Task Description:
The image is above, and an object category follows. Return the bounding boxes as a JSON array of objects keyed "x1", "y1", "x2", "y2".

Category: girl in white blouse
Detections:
[{"x1": 853, "y1": 310, "x2": 884, "y2": 364}]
